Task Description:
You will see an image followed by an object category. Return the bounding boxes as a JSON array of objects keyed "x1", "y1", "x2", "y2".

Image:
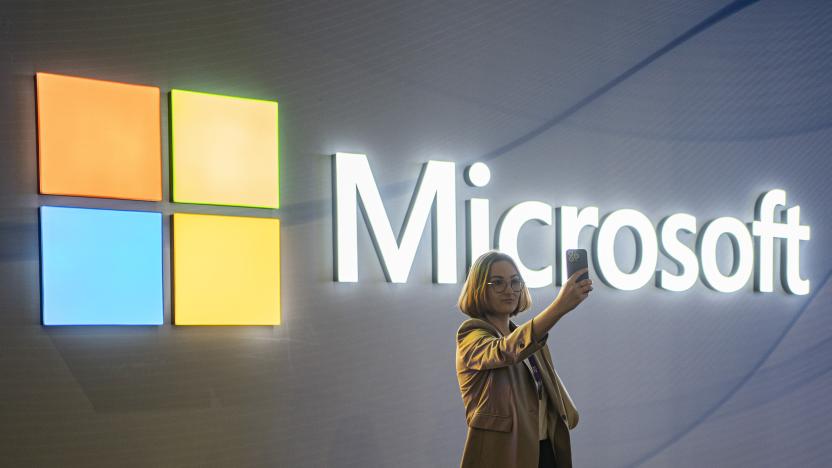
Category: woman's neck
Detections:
[{"x1": 485, "y1": 314, "x2": 511, "y2": 336}]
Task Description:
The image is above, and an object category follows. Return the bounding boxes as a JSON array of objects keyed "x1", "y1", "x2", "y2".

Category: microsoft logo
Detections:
[{"x1": 37, "y1": 72, "x2": 281, "y2": 326}]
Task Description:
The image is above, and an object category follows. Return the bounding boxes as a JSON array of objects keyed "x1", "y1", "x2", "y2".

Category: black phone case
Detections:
[{"x1": 566, "y1": 249, "x2": 589, "y2": 282}]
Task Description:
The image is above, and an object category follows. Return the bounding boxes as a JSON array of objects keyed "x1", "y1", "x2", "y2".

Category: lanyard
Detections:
[{"x1": 496, "y1": 327, "x2": 544, "y2": 400}]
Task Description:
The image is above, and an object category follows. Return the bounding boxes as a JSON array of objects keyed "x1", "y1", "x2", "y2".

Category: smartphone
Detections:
[{"x1": 565, "y1": 249, "x2": 589, "y2": 282}]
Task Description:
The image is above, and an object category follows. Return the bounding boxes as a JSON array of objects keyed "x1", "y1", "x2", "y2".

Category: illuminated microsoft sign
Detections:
[{"x1": 332, "y1": 153, "x2": 811, "y2": 295}]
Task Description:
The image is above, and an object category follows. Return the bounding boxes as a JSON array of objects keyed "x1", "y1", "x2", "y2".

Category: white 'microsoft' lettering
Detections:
[
  {"x1": 697, "y1": 217, "x2": 755, "y2": 293},
  {"x1": 333, "y1": 152, "x2": 456, "y2": 283},
  {"x1": 657, "y1": 213, "x2": 698, "y2": 292},
  {"x1": 594, "y1": 209, "x2": 658, "y2": 291},
  {"x1": 333, "y1": 157, "x2": 811, "y2": 294}
]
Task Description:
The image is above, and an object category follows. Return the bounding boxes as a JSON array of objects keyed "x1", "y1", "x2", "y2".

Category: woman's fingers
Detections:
[
  {"x1": 559, "y1": 270, "x2": 593, "y2": 311},
  {"x1": 567, "y1": 268, "x2": 589, "y2": 284},
  {"x1": 575, "y1": 280, "x2": 592, "y2": 291}
]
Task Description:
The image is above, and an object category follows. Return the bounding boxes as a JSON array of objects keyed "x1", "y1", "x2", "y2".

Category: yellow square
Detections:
[
  {"x1": 171, "y1": 90, "x2": 278, "y2": 208},
  {"x1": 173, "y1": 213, "x2": 280, "y2": 325}
]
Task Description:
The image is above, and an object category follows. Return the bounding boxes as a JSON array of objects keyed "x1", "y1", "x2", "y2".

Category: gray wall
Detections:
[{"x1": 1, "y1": 0, "x2": 831, "y2": 466}]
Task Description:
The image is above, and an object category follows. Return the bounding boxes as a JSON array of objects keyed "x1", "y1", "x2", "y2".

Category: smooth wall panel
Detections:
[{"x1": 1, "y1": 1, "x2": 830, "y2": 467}]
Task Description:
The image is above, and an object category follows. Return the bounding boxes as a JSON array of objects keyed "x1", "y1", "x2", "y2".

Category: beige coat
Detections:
[{"x1": 456, "y1": 318, "x2": 579, "y2": 468}]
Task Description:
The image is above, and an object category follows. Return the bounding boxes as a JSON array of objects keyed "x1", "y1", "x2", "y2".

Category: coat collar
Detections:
[{"x1": 468, "y1": 317, "x2": 517, "y2": 336}]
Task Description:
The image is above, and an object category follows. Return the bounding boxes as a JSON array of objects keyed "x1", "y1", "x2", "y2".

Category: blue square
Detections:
[{"x1": 40, "y1": 206, "x2": 163, "y2": 325}]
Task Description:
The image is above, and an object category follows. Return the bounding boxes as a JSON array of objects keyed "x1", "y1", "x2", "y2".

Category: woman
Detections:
[{"x1": 455, "y1": 250, "x2": 592, "y2": 468}]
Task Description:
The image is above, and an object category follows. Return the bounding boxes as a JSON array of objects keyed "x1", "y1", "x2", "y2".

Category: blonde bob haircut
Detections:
[{"x1": 458, "y1": 250, "x2": 533, "y2": 319}]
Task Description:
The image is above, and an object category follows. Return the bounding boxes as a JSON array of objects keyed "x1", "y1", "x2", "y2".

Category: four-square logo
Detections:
[{"x1": 37, "y1": 72, "x2": 281, "y2": 325}]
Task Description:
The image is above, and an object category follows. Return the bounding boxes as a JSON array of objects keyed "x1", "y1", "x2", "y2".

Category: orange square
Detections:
[{"x1": 36, "y1": 72, "x2": 162, "y2": 201}]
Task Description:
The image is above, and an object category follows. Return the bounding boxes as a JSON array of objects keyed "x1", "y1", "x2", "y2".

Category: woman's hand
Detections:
[{"x1": 555, "y1": 268, "x2": 593, "y2": 315}]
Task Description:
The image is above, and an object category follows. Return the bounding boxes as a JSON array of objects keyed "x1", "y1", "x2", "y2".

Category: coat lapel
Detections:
[
  {"x1": 538, "y1": 345, "x2": 579, "y2": 429},
  {"x1": 535, "y1": 348, "x2": 567, "y2": 418}
]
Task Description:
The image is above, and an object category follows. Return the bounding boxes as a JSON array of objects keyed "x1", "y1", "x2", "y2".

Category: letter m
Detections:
[{"x1": 333, "y1": 153, "x2": 456, "y2": 283}]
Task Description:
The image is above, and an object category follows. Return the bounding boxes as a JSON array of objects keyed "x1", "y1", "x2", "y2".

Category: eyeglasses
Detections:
[{"x1": 486, "y1": 278, "x2": 525, "y2": 293}]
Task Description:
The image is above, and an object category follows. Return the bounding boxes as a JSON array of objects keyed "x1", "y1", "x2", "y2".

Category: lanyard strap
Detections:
[
  {"x1": 526, "y1": 354, "x2": 544, "y2": 400},
  {"x1": 496, "y1": 327, "x2": 544, "y2": 400}
]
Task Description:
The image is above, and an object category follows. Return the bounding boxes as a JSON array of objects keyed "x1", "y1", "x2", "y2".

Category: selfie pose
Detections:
[{"x1": 455, "y1": 250, "x2": 592, "y2": 468}]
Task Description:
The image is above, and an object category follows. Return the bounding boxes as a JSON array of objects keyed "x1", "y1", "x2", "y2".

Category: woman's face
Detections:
[{"x1": 485, "y1": 260, "x2": 521, "y2": 317}]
